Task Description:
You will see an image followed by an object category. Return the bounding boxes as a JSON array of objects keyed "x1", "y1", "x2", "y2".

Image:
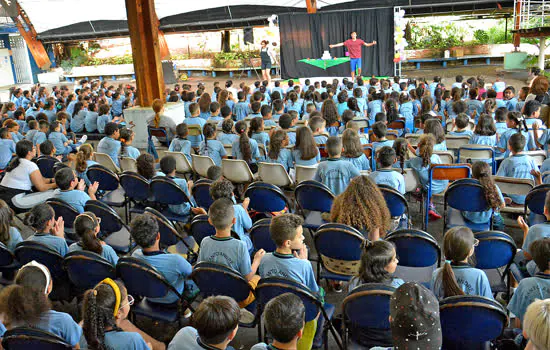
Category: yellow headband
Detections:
[{"x1": 95, "y1": 278, "x2": 121, "y2": 317}]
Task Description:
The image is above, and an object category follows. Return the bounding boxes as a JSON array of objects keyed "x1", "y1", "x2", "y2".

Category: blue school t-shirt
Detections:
[
  {"x1": 266, "y1": 148, "x2": 294, "y2": 172},
  {"x1": 233, "y1": 102, "x2": 249, "y2": 121},
  {"x1": 409, "y1": 154, "x2": 448, "y2": 195},
  {"x1": 85, "y1": 111, "x2": 99, "y2": 132},
  {"x1": 36, "y1": 310, "x2": 82, "y2": 347},
  {"x1": 48, "y1": 131, "x2": 70, "y2": 155},
  {"x1": 462, "y1": 184, "x2": 504, "y2": 224},
  {"x1": 44, "y1": 109, "x2": 57, "y2": 124},
  {"x1": 449, "y1": 130, "x2": 474, "y2": 137},
  {"x1": 263, "y1": 119, "x2": 277, "y2": 128},
  {"x1": 68, "y1": 242, "x2": 119, "y2": 266},
  {"x1": 251, "y1": 132, "x2": 270, "y2": 148},
  {"x1": 0, "y1": 138, "x2": 15, "y2": 169},
  {"x1": 77, "y1": 159, "x2": 98, "y2": 186},
  {"x1": 27, "y1": 233, "x2": 69, "y2": 256},
  {"x1": 186, "y1": 117, "x2": 206, "y2": 148},
  {"x1": 466, "y1": 99, "x2": 484, "y2": 119},
  {"x1": 495, "y1": 122, "x2": 508, "y2": 137},
  {"x1": 259, "y1": 251, "x2": 319, "y2": 293},
  {"x1": 313, "y1": 158, "x2": 361, "y2": 195},
  {"x1": 25, "y1": 129, "x2": 38, "y2": 142},
  {"x1": 430, "y1": 263, "x2": 493, "y2": 300},
  {"x1": 233, "y1": 204, "x2": 253, "y2": 252},
  {"x1": 97, "y1": 136, "x2": 122, "y2": 167},
  {"x1": 101, "y1": 330, "x2": 149, "y2": 350},
  {"x1": 198, "y1": 236, "x2": 251, "y2": 276},
  {"x1": 369, "y1": 169, "x2": 406, "y2": 194},
  {"x1": 168, "y1": 327, "x2": 236, "y2": 350},
  {"x1": 498, "y1": 129, "x2": 535, "y2": 157},
  {"x1": 199, "y1": 139, "x2": 227, "y2": 167},
  {"x1": 341, "y1": 154, "x2": 371, "y2": 171},
  {"x1": 33, "y1": 131, "x2": 47, "y2": 146},
  {"x1": 368, "y1": 100, "x2": 383, "y2": 121},
  {"x1": 313, "y1": 135, "x2": 328, "y2": 145},
  {"x1": 4, "y1": 226, "x2": 23, "y2": 252},
  {"x1": 232, "y1": 138, "x2": 261, "y2": 164},
  {"x1": 292, "y1": 149, "x2": 320, "y2": 166},
  {"x1": 522, "y1": 222, "x2": 550, "y2": 259},
  {"x1": 168, "y1": 138, "x2": 192, "y2": 159},
  {"x1": 469, "y1": 134, "x2": 497, "y2": 147},
  {"x1": 496, "y1": 154, "x2": 538, "y2": 204},
  {"x1": 508, "y1": 273, "x2": 550, "y2": 322},
  {"x1": 70, "y1": 111, "x2": 86, "y2": 133},
  {"x1": 97, "y1": 114, "x2": 112, "y2": 134},
  {"x1": 131, "y1": 249, "x2": 194, "y2": 304},
  {"x1": 536, "y1": 129, "x2": 550, "y2": 157},
  {"x1": 122, "y1": 145, "x2": 140, "y2": 160},
  {"x1": 217, "y1": 133, "x2": 239, "y2": 145},
  {"x1": 372, "y1": 140, "x2": 395, "y2": 154},
  {"x1": 166, "y1": 176, "x2": 193, "y2": 217},
  {"x1": 54, "y1": 189, "x2": 91, "y2": 213}
]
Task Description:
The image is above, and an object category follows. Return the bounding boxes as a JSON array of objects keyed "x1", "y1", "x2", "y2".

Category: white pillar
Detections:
[{"x1": 539, "y1": 36, "x2": 547, "y2": 71}]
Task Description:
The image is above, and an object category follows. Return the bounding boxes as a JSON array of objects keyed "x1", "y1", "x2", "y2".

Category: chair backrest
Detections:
[
  {"x1": 0, "y1": 242, "x2": 15, "y2": 267},
  {"x1": 258, "y1": 162, "x2": 293, "y2": 188},
  {"x1": 445, "y1": 135, "x2": 471, "y2": 150},
  {"x1": 434, "y1": 151, "x2": 455, "y2": 164},
  {"x1": 116, "y1": 257, "x2": 181, "y2": 299},
  {"x1": 87, "y1": 164, "x2": 120, "y2": 191},
  {"x1": 148, "y1": 127, "x2": 168, "y2": 139},
  {"x1": 187, "y1": 124, "x2": 202, "y2": 137},
  {"x1": 63, "y1": 250, "x2": 116, "y2": 290},
  {"x1": 474, "y1": 231, "x2": 517, "y2": 270},
  {"x1": 314, "y1": 223, "x2": 365, "y2": 276},
  {"x1": 295, "y1": 165, "x2": 317, "y2": 184},
  {"x1": 144, "y1": 207, "x2": 185, "y2": 248},
  {"x1": 457, "y1": 145, "x2": 495, "y2": 163},
  {"x1": 45, "y1": 198, "x2": 79, "y2": 230},
  {"x1": 378, "y1": 185, "x2": 409, "y2": 218},
  {"x1": 84, "y1": 200, "x2": 125, "y2": 234},
  {"x1": 191, "y1": 262, "x2": 253, "y2": 303},
  {"x1": 525, "y1": 184, "x2": 550, "y2": 216},
  {"x1": 192, "y1": 154, "x2": 216, "y2": 178},
  {"x1": 387, "y1": 119, "x2": 405, "y2": 131},
  {"x1": 2, "y1": 327, "x2": 72, "y2": 350},
  {"x1": 150, "y1": 177, "x2": 193, "y2": 206},
  {"x1": 244, "y1": 182, "x2": 290, "y2": 213},
  {"x1": 14, "y1": 241, "x2": 65, "y2": 279},
  {"x1": 396, "y1": 168, "x2": 420, "y2": 193},
  {"x1": 343, "y1": 283, "x2": 396, "y2": 331},
  {"x1": 385, "y1": 229, "x2": 441, "y2": 268},
  {"x1": 221, "y1": 159, "x2": 254, "y2": 184},
  {"x1": 439, "y1": 295, "x2": 508, "y2": 346},
  {"x1": 190, "y1": 214, "x2": 216, "y2": 246},
  {"x1": 191, "y1": 179, "x2": 214, "y2": 210},
  {"x1": 36, "y1": 156, "x2": 60, "y2": 179},
  {"x1": 493, "y1": 176, "x2": 534, "y2": 196},
  {"x1": 294, "y1": 180, "x2": 335, "y2": 213},
  {"x1": 93, "y1": 152, "x2": 121, "y2": 173},
  {"x1": 353, "y1": 119, "x2": 369, "y2": 132},
  {"x1": 223, "y1": 144, "x2": 232, "y2": 156},
  {"x1": 119, "y1": 156, "x2": 137, "y2": 172},
  {"x1": 404, "y1": 133, "x2": 420, "y2": 147},
  {"x1": 258, "y1": 144, "x2": 267, "y2": 159},
  {"x1": 249, "y1": 218, "x2": 276, "y2": 252},
  {"x1": 120, "y1": 171, "x2": 150, "y2": 202},
  {"x1": 525, "y1": 150, "x2": 546, "y2": 166},
  {"x1": 166, "y1": 151, "x2": 193, "y2": 174},
  {"x1": 445, "y1": 179, "x2": 489, "y2": 212}
]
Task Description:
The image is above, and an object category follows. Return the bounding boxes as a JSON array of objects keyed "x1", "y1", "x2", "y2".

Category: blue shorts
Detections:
[{"x1": 350, "y1": 58, "x2": 362, "y2": 72}]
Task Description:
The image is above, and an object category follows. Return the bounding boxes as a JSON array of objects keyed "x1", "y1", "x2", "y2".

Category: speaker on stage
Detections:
[
  {"x1": 161, "y1": 60, "x2": 177, "y2": 85},
  {"x1": 243, "y1": 27, "x2": 254, "y2": 45}
]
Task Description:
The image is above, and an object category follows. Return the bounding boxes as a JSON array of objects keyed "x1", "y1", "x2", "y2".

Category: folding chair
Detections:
[
  {"x1": 457, "y1": 145, "x2": 496, "y2": 174},
  {"x1": 525, "y1": 150, "x2": 546, "y2": 167},
  {"x1": 2, "y1": 327, "x2": 72, "y2": 350},
  {"x1": 387, "y1": 119, "x2": 405, "y2": 137},
  {"x1": 295, "y1": 165, "x2": 317, "y2": 184},
  {"x1": 189, "y1": 214, "x2": 216, "y2": 246},
  {"x1": 474, "y1": 230, "x2": 516, "y2": 300},
  {"x1": 379, "y1": 185, "x2": 410, "y2": 229},
  {"x1": 386, "y1": 229, "x2": 441, "y2": 284},
  {"x1": 494, "y1": 176, "x2": 535, "y2": 216},
  {"x1": 119, "y1": 171, "x2": 150, "y2": 221},
  {"x1": 352, "y1": 119, "x2": 369, "y2": 133},
  {"x1": 249, "y1": 218, "x2": 276, "y2": 252},
  {"x1": 244, "y1": 182, "x2": 290, "y2": 214},
  {"x1": 0, "y1": 242, "x2": 19, "y2": 284},
  {"x1": 256, "y1": 277, "x2": 343, "y2": 350},
  {"x1": 150, "y1": 176, "x2": 195, "y2": 222},
  {"x1": 192, "y1": 154, "x2": 216, "y2": 179},
  {"x1": 258, "y1": 162, "x2": 293, "y2": 188},
  {"x1": 86, "y1": 164, "x2": 126, "y2": 209},
  {"x1": 223, "y1": 144, "x2": 233, "y2": 158},
  {"x1": 404, "y1": 133, "x2": 420, "y2": 147},
  {"x1": 342, "y1": 283, "x2": 396, "y2": 349},
  {"x1": 294, "y1": 180, "x2": 335, "y2": 233},
  {"x1": 84, "y1": 200, "x2": 134, "y2": 254},
  {"x1": 397, "y1": 168, "x2": 420, "y2": 193},
  {"x1": 45, "y1": 198, "x2": 79, "y2": 241},
  {"x1": 166, "y1": 151, "x2": 193, "y2": 180},
  {"x1": 445, "y1": 135, "x2": 471, "y2": 152},
  {"x1": 222, "y1": 159, "x2": 255, "y2": 184},
  {"x1": 434, "y1": 151, "x2": 455, "y2": 164},
  {"x1": 93, "y1": 152, "x2": 121, "y2": 173},
  {"x1": 187, "y1": 125, "x2": 203, "y2": 150},
  {"x1": 191, "y1": 178, "x2": 214, "y2": 210},
  {"x1": 439, "y1": 295, "x2": 508, "y2": 350},
  {"x1": 525, "y1": 184, "x2": 550, "y2": 225},
  {"x1": 63, "y1": 250, "x2": 116, "y2": 292},
  {"x1": 35, "y1": 156, "x2": 60, "y2": 179},
  {"x1": 424, "y1": 164, "x2": 471, "y2": 229},
  {"x1": 444, "y1": 178, "x2": 493, "y2": 232},
  {"x1": 314, "y1": 223, "x2": 365, "y2": 283},
  {"x1": 258, "y1": 144, "x2": 267, "y2": 159},
  {"x1": 119, "y1": 156, "x2": 137, "y2": 172}
]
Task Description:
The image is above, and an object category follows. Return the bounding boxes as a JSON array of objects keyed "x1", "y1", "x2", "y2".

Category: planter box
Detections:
[
  {"x1": 405, "y1": 48, "x2": 444, "y2": 59},
  {"x1": 451, "y1": 47, "x2": 464, "y2": 57}
]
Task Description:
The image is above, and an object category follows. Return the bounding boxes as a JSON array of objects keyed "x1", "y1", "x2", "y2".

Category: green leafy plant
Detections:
[{"x1": 474, "y1": 30, "x2": 489, "y2": 44}]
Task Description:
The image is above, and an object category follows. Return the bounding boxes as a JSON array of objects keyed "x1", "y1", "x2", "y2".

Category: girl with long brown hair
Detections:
[
  {"x1": 292, "y1": 126, "x2": 320, "y2": 166},
  {"x1": 232, "y1": 120, "x2": 260, "y2": 173},
  {"x1": 198, "y1": 92, "x2": 212, "y2": 120},
  {"x1": 69, "y1": 212, "x2": 119, "y2": 265}
]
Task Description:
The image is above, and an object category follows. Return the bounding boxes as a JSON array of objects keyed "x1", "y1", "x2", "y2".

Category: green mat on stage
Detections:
[{"x1": 298, "y1": 57, "x2": 350, "y2": 70}]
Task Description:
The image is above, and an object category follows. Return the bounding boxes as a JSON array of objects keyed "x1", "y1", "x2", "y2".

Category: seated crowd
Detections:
[{"x1": 0, "y1": 72, "x2": 549, "y2": 350}]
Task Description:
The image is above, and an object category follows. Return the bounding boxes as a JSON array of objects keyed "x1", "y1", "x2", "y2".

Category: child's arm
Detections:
[
  {"x1": 87, "y1": 181, "x2": 99, "y2": 201},
  {"x1": 517, "y1": 216, "x2": 530, "y2": 252},
  {"x1": 531, "y1": 169, "x2": 542, "y2": 185},
  {"x1": 246, "y1": 249, "x2": 266, "y2": 281},
  {"x1": 241, "y1": 197, "x2": 250, "y2": 211},
  {"x1": 532, "y1": 123, "x2": 544, "y2": 149}
]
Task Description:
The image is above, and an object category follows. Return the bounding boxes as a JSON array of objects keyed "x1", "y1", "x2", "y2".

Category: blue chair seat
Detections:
[
  {"x1": 319, "y1": 270, "x2": 353, "y2": 282},
  {"x1": 303, "y1": 211, "x2": 327, "y2": 230},
  {"x1": 132, "y1": 298, "x2": 179, "y2": 323},
  {"x1": 446, "y1": 208, "x2": 490, "y2": 232}
]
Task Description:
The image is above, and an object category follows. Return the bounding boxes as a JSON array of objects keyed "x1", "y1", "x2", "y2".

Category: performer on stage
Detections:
[
  {"x1": 260, "y1": 40, "x2": 277, "y2": 85},
  {"x1": 329, "y1": 32, "x2": 377, "y2": 80}
]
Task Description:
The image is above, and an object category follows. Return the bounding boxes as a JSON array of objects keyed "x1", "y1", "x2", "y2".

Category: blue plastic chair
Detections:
[
  {"x1": 444, "y1": 178, "x2": 492, "y2": 232},
  {"x1": 120, "y1": 171, "x2": 150, "y2": 221},
  {"x1": 474, "y1": 231, "x2": 517, "y2": 300},
  {"x1": 249, "y1": 218, "x2": 276, "y2": 253},
  {"x1": 256, "y1": 277, "x2": 343, "y2": 350},
  {"x1": 244, "y1": 182, "x2": 290, "y2": 214},
  {"x1": 150, "y1": 176, "x2": 194, "y2": 222},
  {"x1": 63, "y1": 250, "x2": 116, "y2": 292},
  {"x1": 294, "y1": 180, "x2": 335, "y2": 233},
  {"x1": 35, "y1": 156, "x2": 60, "y2": 179},
  {"x1": 1, "y1": 327, "x2": 72, "y2": 350},
  {"x1": 144, "y1": 207, "x2": 198, "y2": 263},
  {"x1": 45, "y1": 198, "x2": 79, "y2": 242},
  {"x1": 314, "y1": 223, "x2": 365, "y2": 283},
  {"x1": 87, "y1": 164, "x2": 126, "y2": 208},
  {"x1": 191, "y1": 262, "x2": 258, "y2": 328},
  {"x1": 385, "y1": 229, "x2": 441, "y2": 284},
  {"x1": 378, "y1": 185, "x2": 410, "y2": 228},
  {"x1": 0, "y1": 242, "x2": 19, "y2": 284},
  {"x1": 84, "y1": 200, "x2": 134, "y2": 254},
  {"x1": 116, "y1": 257, "x2": 192, "y2": 326},
  {"x1": 342, "y1": 283, "x2": 396, "y2": 349},
  {"x1": 191, "y1": 179, "x2": 214, "y2": 211},
  {"x1": 440, "y1": 295, "x2": 508, "y2": 350},
  {"x1": 424, "y1": 164, "x2": 471, "y2": 230},
  {"x1": 525, "y1": 184, "x2": 550, "y2": 225},
  {"x1": 189, "y1": 214, "x2": 217, "y2": 247}
]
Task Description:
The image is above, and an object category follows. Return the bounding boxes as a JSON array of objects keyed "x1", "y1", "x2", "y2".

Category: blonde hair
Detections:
[
  {"x1": 152, "y1": 99, "x2": 164, "y2": 128},
  {"x1": 524, "y1": 299, "x2": 550, "y2": 350}
]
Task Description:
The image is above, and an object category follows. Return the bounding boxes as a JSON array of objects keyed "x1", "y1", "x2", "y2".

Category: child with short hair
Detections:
[
  {"x1": 369, "y1": 146, "x2": 405, "y2": 194},
  {"x1": 24, "y1": 119, "x2": 38, "y2": 142},
  {"x1": 449, "y1": 113, "x2": 473, "y2": 137},
  {"x1": 313, "y1": 136, "x2": 360, "y2": 195},
  {"x1": 249, "y1": 117, "x2": 269, "y2": 148},
  {"x1": 24, "y1": 203, "x2": 68, "y2": 256},
  {"x1": 219, "y1": 105, "x2": 232, "y2": 127},
  {"x1": 517, "y1": 192, "x2": 550, "y2": 276},
  {"x1": 97, "y1": 122, "x2": 122, "y2": 166},
  {"x1": 517, "y1": 86, "x2": 530, "y2": 113},
  {"x1": 232, "y1": 120, "x2": 261, "y2": 172},
  {"x1": 53, "y1": 167, "x2": 98, "y2": 213},
  {"x1": 217, "y1": 119, "x2": 239, "y2": 145},
  {"x1": 341, "y1": 129, "x2": 370, "y2": 171},
  {"x1": 309, "y1": 116, "x2": 328, "y2": 145},
  {"x1": 47, "y1": 121, "x2": 72, "y2": 157},
  {"x1": 371, "y1": 121, "x2": 394, "y2": 153},
  {"x1": 0, "y1": 127, "x2": 15, "y2": 170},
  {"x1": 84, "y1": 102, "x2": 98, "y2": 132},
  {"x1": 504, "y1": 86, "x2": 518, "y2": 111},
  {"x1": 430, "y1": 226, "x2": 492, "y2": 299},
  {"x1": 38, "y1": 140, "x2": 60, "y2": 164},
  {"x1": 494, "y1": 107, "x2": 509, "y2": 137},
  {"x1": 168, "y1": 123, "x2": 192, "y2": 161},
  {"x1": 200, "y1": 123, "x2": 227, "y2": 167},
  {"x1": 293, "y1": 126, "x2": 320, "y2": 166},
  {"x1": 524, "y1": 100, "x2": 543, "y2": 128},
  {"x1": 187, "y1": 102, "x2": 207, "y2": 148},
  {"x1": 97, "y1": 104, "x2": 112, "y2": 134},
  {"x1": 260, "y1": 104, "x2": 276, "y2": 127},
  {"x1": 266, "y1": 129, "x2": 293, "y2": 172},
  {"x1": 33, "y1": 120, "x2": 49, "y2": 146},
  {"x1": 278, "y1": 114, "x2": 297, "y2": 145},
  {"x1": 207, "y1": 101, "x2": 223, "y2": 125},
  {"x1": 159, "y1": 155, "x2": 194, "y2": 217}
]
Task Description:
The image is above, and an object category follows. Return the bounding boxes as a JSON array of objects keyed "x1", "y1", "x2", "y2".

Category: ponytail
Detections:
[
  {"x1": 82, "y1": 289, "x2": 105, "y2": 350},
  {"x1": 472, "y1": 161, "x2": 503, "y2": 210},
  {"x1": 152, "y1": 99, "x2": 164, "y2": 128},
  {"x1": 440, "y1": 226, "x2": 476, "y2": 298},
  {"x1": 75, "y1": 212, "x2": 102, "y2": 255},
  {"x1": 76, "y1": 144, "x2": 93, "y2": 173},
  {"x1": 119, "y1": 128, "x2": 133, "y2": 158},
  {"x1": 417, "y1": 134, "x2": 435, "y2": 168},
  {"x1": 441, "y1": 262, "x2": 466, "y2": 298},
  {"x1": 268, "y1": 130, "x2": 287, "y2": 160},
  {"x1": 201, "y1": 124, "x2": 215, "y2": 157},
  {"x1": 235, "y1": 121, "x2": 252, "y2": 163}
]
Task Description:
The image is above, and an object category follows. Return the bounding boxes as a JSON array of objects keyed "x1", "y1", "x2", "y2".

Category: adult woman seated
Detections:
[
  {"x1": 0, "y1": 140, "x2": 57, "y2": 213},
  {"x1": 526, "y1": 76, "x2": 550, "y2": 125},
  {"x1": 147, "y1": 98, "x2": 176, "y2": 144}
]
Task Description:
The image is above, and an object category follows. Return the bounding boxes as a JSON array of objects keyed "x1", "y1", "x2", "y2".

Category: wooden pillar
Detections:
[
  {"x1": 306, "y1": 0, "x2": 317, "y2": 13},
  {"x1": 125, "y1": 0, "x2": 164, "y2": 107},
  {"x1": 158, "y1": 30, "x2": 171, "y2": 60}
]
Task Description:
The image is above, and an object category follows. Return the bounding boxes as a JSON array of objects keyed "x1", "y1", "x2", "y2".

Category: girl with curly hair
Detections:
[{"x1": 329, "y1": 175, "x2": 391, "y2": 241}]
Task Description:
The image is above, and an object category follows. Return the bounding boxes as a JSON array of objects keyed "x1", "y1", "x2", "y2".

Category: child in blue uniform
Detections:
[
  {"x1": 232, "y1": 91, "x2": 249, "y2": 121},
  {"x1": 293, "y1": 126, "x2": 321, "y2": 167},
  {"x1": 200, "y1": 123, "x2": 227, "y2": 167},
  {"x1": 53, "y1": 167, "x2": 98, "y2": 213},
  {"x1": 0, "y1": 128, "x2": 15, "y2": 170},
  {"x1": 217, "y1": 119, "x2": 239, "y2": 145},
  {"x1": 449, "y1": 113, "x2": 473, "y2": 137},
  {"x1": 249, "y1": 117, "x2": 270, "y2": 149},
  {"x1": 24, "y1": 203, "x2": 69, "y2": 256},
  {"x1": 97, "y1": 104, "x2": 112, "y2": 134},
  {"x1": 97, "y1": 122, "x2": 122, "y2": 167},
  {"x1": 261, "y1": 104, "x2": 277, "y2": 127},
  {"x1": 265, "y1": 129, "x2": 293, "y2": 172},
  {"x1": 33, "y1": 120, "x2": 49, "y2": 147},
  {"x1": 313, "y1": 136, "x2": 360, "y2": 195},
  {"x1": 119, "y1": 128, "x2": 140, "y2": 160},
  {"x1": 469, "y1": 114, "x2": 498, "y2": 149},
  {"x1": 497, "y1": 112, "x2": 535, "y2": 157},
  {"x1": 371, "y1": 122, "x2": 395, "y2": 155},
  {"x1": 369, "y1": 146, "x2": 405, "y2": 194},
  {"x1": 159, "y1": 156, "x2": 194, "y2": 218},
  {"x1": 0, "y1": 199, "x2": 22, "y2": 252},
  {"x1": 232, "y1": 120, "x2": 261, "y2": 173},
  {"x1": 69, "y1": 212, "x2": 118, "y2": 265},
  {"x1": 186, "y1": 102, "x2": 206, "y2": 148},
  {"x1": 341, "y1": 129, "x2": 370, "y2": 171}
]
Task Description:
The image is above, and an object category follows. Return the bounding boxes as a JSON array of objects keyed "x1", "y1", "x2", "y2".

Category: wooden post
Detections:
[
  {"x1": 158, "y1": 30, "x2": 171, "y2": 60},
  {"x1": 125, "y1": 0, "x2": 164, "y2": 107},
  {"x1": 306, "y1": 0, "x2": 317, "y2": 13}
]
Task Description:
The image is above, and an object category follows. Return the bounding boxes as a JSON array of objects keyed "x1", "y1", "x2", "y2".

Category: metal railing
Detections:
[{"x1": 514, "y1": 0, "x2": 550, "y2": 30}]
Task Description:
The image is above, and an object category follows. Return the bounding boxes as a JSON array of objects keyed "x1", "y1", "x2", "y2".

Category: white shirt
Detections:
[{"x1": 1, "y1": 158, "x2": 39, "y2": 191}]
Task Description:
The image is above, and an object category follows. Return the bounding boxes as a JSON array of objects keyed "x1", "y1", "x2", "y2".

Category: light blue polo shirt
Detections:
[
  {"x1": 233, "y1": 102, "x2": 249, "y2": 121},
  {"x1": 69, "y1": 242, "x2": 119, "y2": 266},
  {"x1": 251, "y1": 132, "x2": 270, "y2": 148},
  {"x1": 33, "y1": 131, "x2": 47, "y2": 146},
  {"x1": 0, "y1": 138, "x2": 15, "y2": 169},
  {"x1": 4, "y1": 226, "x2": 23, "y2": 252},
  {"x1": 97, "y1": 136, "x2": 122, "y2": 167},
  {"x1": 498, "y1": 129, "x2": 535, "y2": 157},
  {"x1": 508, "y1": 273, "x2": 550, "y2": 321},
  {"x1": 48, "y1": 131, "x2": 70, "y2": 155},
  {"x1": 496, "y1": 154, "x2": 538, "y2": 204},
  {"x1": 27, "y1": 233, "x2": 69, "y2": 256},
  {"x1": 85, "y1": 111, "x2": 98, "y2": 132},
  {"x1": 54, "y1": 189, "x2": 91, "y2": 213},
  {"x1": 97, "y1": 114, "x2": 112, "y2": 134},
  {"x1": 259, "y1": 251, "x2": 319, "y2": 293},
  {"x1": 430, "y1": 263, "x2": 493, "y2": 300},
  {"x1": 293, "y1": 149, "x2": 320, "y2": 167},
  {"x1": 266, "y1": 148, "x2": 294, "y2": 172},
  {"x1": 341, "y1": 154, "x2": 371, "y2": 171},
  {"x1": 233, "y1": 204, "x2": 253, "y2": 252},
  {"x1": 232, "y1": 138, "x2": 261, "y2": 164},
  {"x1": 199, "y1": 139, "x2": 227, "y2": 167},
  {"x1": 313, "y1": 158, "x2": 361, "y2": 195},
  {"x1": 198, "y1": 236, "x2": 251, "y2": 276},
  {"x1": 369, "y1": 169, "x2": 405, "y2": 194},
  {"x1": 36, "y1": 310, "x2": 82, "y2": 347},
  {"x1": 409, "y1": 154, "x2": 448, "y2": 195}
]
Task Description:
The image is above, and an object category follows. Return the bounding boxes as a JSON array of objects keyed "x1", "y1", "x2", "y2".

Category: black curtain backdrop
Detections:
[{"x1": 279, "y1": 8, "x2": 394, "y2": 79}]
